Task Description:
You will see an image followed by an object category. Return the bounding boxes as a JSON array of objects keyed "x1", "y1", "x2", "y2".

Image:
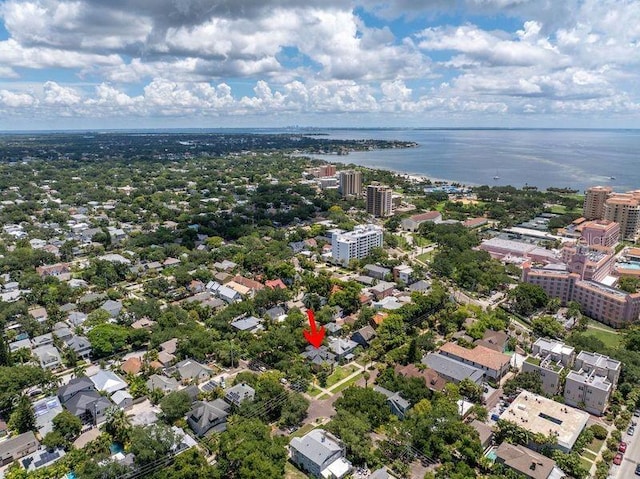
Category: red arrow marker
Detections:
[{"x1": 304, "y1": 309, "x2": 325, "y2": 348}]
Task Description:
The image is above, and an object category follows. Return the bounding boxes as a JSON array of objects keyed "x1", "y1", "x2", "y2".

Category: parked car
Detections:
[
  {"x1": 635, "y1": 464, "x2": 640, "y2": 476},
  {"x1": 619, "y1": 441, "x2": 628, "y2": 453},
  {"x1": 634, "y1": 410, "x2": 640, "y2": 418},
  {"x1": 628, "y1": 426, "x2": 636, "y2": 436},
  {"x1": 614, "y1": 453, "x2": 623, "y2": 465}
]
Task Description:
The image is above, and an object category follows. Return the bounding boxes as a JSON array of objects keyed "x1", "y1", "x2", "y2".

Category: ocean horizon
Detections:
[{"x1": 307, "y1": 128, "x2": 640, "y2": 193}]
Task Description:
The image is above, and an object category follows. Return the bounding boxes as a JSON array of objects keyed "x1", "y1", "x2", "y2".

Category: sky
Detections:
[{"x1": 0, "y1": 0, "x2": 638, "y2": 130}]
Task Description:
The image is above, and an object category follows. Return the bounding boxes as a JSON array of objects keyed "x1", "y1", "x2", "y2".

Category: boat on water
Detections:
[
  {"x1": 610, "y1": 176, "x2": 616, "y2": 180},
  {"x1": 493, "y1": 173, "x2": 500, "y2": 180}
]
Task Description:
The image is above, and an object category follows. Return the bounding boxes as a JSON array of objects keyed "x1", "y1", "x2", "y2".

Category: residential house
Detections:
[
  {"x1": 0, "y1": 431, "x2": 39, "y2": 467},
  {"x1": 147, "y1": 374, "x2": 179, "y2": 394},
  {"x1": 495, "y1": 442, "x2": 565, "y2": 479},
  {"x1": 351, "y1": 325, "x2": 377, "y2": 348},
  {"x1": 369, "y1": 281, "x2": 395, "y2": 300},
  {"x1": 438, "y1": 342, "x2": 511, "y2": 381},
  {"x1": 265, "y1": 279, "x2": 287, "y2": 290},
  {"x1": 370, "y1": 467, "x2": 398, "y2": 479},
  {"x1": 32, "y1": 345, "x2": 62, "y2": 369},
  {"x1": 470, "y1": 420, "x2": 494, "y2": 449},
  {"x1": 9, "y1": 338, "x2": 31, "y2": 353},
  {"x1": 373, "y1": 386, "x2": 410, "y2": 418},
  {"x1": 395, "y1": 364, "x2": 447, "y2": 393},
  {"x1": 112, "y1": 390, "x2": 133, "y2": 410},
  {"x1": 213, "y1": 260, "x2": 237, "y2": 272},
  {"x1": 64, "y1": 389, "x2": 112, "y2": 424},
  {"x1": 64, "y1": 336, "x2": 92, "y2": 359},
  {"x1": 28, "y1": 307, "x2": 48, "y2": 324},
  {"x1": 217, "y1": 285, "x2": 242, "y2": 304},
  {"x1": 422, "y1": 353, "x2": 485, "y2": 385},
  {"x1": 401, "y1": 211, "x2": 442, "y2": 232},
  {"x1": 33, "y1": 396, "x2": 63, "y2": 437},
  {"x1": 36, "y1": 263, "x2": 70, "y2": 279},
  {"x1": 301, "y1": 345, "x2": 336, "y2": 369},
  {"x1": 89, "y1": 370, "x2": 128, "y2": 395},
  {"x1": 121, "y1": 357, "x2": 143, "y2": 376},
  {"x1": 58, "y1": 377, "x2": 95, "y2": 404},
  {"x1": 289, "y1": 429, "x2": 353, "y2": 479},
  {"x1": 224, "y1": 383, "x2": 256, "y2": 406},
  {"x1": 175, "y1": 359, "x2": 213, "y2": 384},
  {"x1": 131, "y1": 318, "x2": 156, "y2": 329},
  {"x1": 230, "y1": 315, "x2": 264, "y2": 334},
  {"x1": 21, "y1": 447, "x2": 66, "y2": 472},
  {"x1": 52, "y1": 323, "x2": 73, "y2": 342},
  {"x1": 31, "y1": 333, "x2": 53, "y2": 349},
  {"x1": 231, "y1": 275, "x2": 264, "y2": 295},
  {"x1": 522, "y1": 338, "x2": 575, "y2": 396},
  {"x1": 363, "y1": 264, "x2": 391, "y2": 280},
  {"x1": 163, "y1": 257, "x2": 181, "y2": 268},
  {"x1": 101, "y1": 300, "x2": 123, "y2": 318},
  {"x1": 324, "y1": 322, "x2": 343, "y2": 336},
  {"x1": 264, "y1": 305, "x2": 286, "y2": 322},
  {"x1": 187, "y1": 399, "x2": 232, "y2": 436},
  {"x1": 474, "y1": 330, "x2": 509, "y2": 353},
  {"x1": 67, "y1": 311, "x2": 87, "y2": 327},
  {"x1": 327, "y1": 337, "x2": 358, "y2": 362},
  {"x1": 393, "y1": 265, "x2": 414, "y2": 284}
]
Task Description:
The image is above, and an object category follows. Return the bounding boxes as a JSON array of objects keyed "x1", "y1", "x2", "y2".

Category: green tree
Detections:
[
  {"x1": 216, "y1": 418, "x2": 287, "y2": 479},
  {"x1": 503, "y1": 371, "x2": 543, "y2": 397},
  {"x1": 53, "y1": 410, "x2": 82, "y2": 440},
  {"x1": 279, "y1": 393, "x2": 309, "y2": 428},
  {"x1": 104, "y1": 407, "x2": 132, "y2": 444},
  {"x1": 129, "y1": 423, "x2": 179, "y2": 466},
  {"x1": 160, "y1": 391, "x2": 192, "y2": 424},
  {"x1": 8, "y1": 396, "x2": 35, "y2": 434},
  {"x1": 531, "y1": 315, "x2": 565, "y2": 339},
  {"x1": 511, "y1": 283, "x2": 548, "y2": 316},
  {"x1": 87, "y1": 323, "x2": 130, "y2": 357}
]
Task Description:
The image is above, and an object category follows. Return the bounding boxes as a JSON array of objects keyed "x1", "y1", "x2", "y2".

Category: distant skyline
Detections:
[{"x1": 0, "y1": 0, "x2": 639, "y2": 130}]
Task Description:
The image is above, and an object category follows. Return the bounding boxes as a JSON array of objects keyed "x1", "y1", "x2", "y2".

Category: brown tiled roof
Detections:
[
  {"x1": 121, "y1": 357, "x2": 142, "y2": 375},
  {"x1": 410, "y1": 211, "x2": 441, "y2": 221},
  {"x1": 395, "y1": 364, "x2": 446, "y2": 392},
  {"x1": 232, "y1": 275, "x2": 264, "y2": 291},
  {"x1": 439, "y1": 342, "x2": 510, "y2": 371}
]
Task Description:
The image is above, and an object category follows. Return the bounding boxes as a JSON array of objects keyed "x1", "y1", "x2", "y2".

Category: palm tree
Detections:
[{"x1": 104, "y1": 407, "x2": 131, "y2": 444}]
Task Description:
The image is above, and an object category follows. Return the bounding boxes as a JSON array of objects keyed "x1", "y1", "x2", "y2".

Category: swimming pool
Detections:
[
  {"x1": 485, "y1": 448, "x2": 498, "y2": 461},
  {"x1": 618, "y1": 262, "x2": 640, "y2": 270}
]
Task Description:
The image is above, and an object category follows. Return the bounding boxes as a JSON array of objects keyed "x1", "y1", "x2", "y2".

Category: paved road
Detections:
[{"x1": 611, "y1": 420, "x2": 640, "y2": 478}]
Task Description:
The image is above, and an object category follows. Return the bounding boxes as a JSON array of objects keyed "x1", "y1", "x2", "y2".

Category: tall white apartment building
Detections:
[
  {"x1": 331, "y1": 225, "x2": 384, "y2": 267},
  {"x1": 564, "y1": 351, "x2": 621, "y2": 416}
]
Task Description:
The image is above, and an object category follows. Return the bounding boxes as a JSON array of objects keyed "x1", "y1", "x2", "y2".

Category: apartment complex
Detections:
[
  {"x1": 366, "y1": 184, "x2": 393, "y2": 217},
  {"x1": 331, "y1": 224, "x2": 384, "y2": 267},
  {"x1": 561, "y1": 244, "x2": 615, "y2": 282},
  {"x1": 522, "y1": 338, "x2": 575, "y2": 396},
  {"x1": 579, "y1": 220, "x2": 620, "y2": 247},
  {"x1": 438, "y1": 342, "x2": 511, "y2": 381},
  {"x1": 318, "y1": 164, "x2": 336, "y2": 177},
  {"x1": 603, "y1": 191, "x2": 640, "y2": 241},
  {"x1": 583, "y1": 186, "x2": 611, "y2": 220},
  {"x1": 338, "y1": 170, "x2": 362, "y2": 198},
  {"x1": 564, "y1": 351, "x2": 621, "y2": 416},
  {"x1": 582, "y1": 186, "x2": 640, "y2": 240},
  {"x1": 522, "y1": 264, "x2": 640, "y2": 327}
]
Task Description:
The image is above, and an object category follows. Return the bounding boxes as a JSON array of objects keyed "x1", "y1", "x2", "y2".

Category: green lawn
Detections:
[
  {"x1": 417, "y1": 251, "x2": 435, "y2": 263},
  {"x1": 586, "y1": 437, "x2": 605, "y2": 454},
  {"x1": 307, "y1": 386, "x2": 323, "y2": 397},
  {"x1": 326, "y1": 365, "x2": 359, "y2": 387},
  {"x1": 330, "y1": 372, "x2": 363, "y2": 394},
  {"x1": 586, "y1": 318, "x2": 616, "y2": 332},
  {"x1": 413, "y1": 235, "x2": 433, "y2": 248},
  {"x1": 290, "y1": 423, "x2": 317, "y2": 439},
  {"x1": 581, "y1": 450, "x2": 597, "y2": 460},
  {"x1": 578, "y1": 456, "x2": 593, "y2": 472},
  {"x1": 285, "y1": 461, "x2": 309, "y2": 479},
  {"x1": 581, "y1": 327, "x2": 622, "y2": 350}
]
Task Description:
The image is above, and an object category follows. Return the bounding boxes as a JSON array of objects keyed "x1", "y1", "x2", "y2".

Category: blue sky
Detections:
[{"x1": 0, "y1": 0, "x2": 638, "y2": 129}]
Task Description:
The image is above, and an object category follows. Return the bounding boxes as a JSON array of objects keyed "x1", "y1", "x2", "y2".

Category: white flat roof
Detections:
[{"x1": 500, "y1": 391, "x2": 589, "y2": 450}]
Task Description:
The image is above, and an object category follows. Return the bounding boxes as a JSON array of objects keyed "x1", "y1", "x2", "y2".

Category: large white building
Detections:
[{"x1": 331, "y1": 225, "x2": 383, "y2": 267}]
